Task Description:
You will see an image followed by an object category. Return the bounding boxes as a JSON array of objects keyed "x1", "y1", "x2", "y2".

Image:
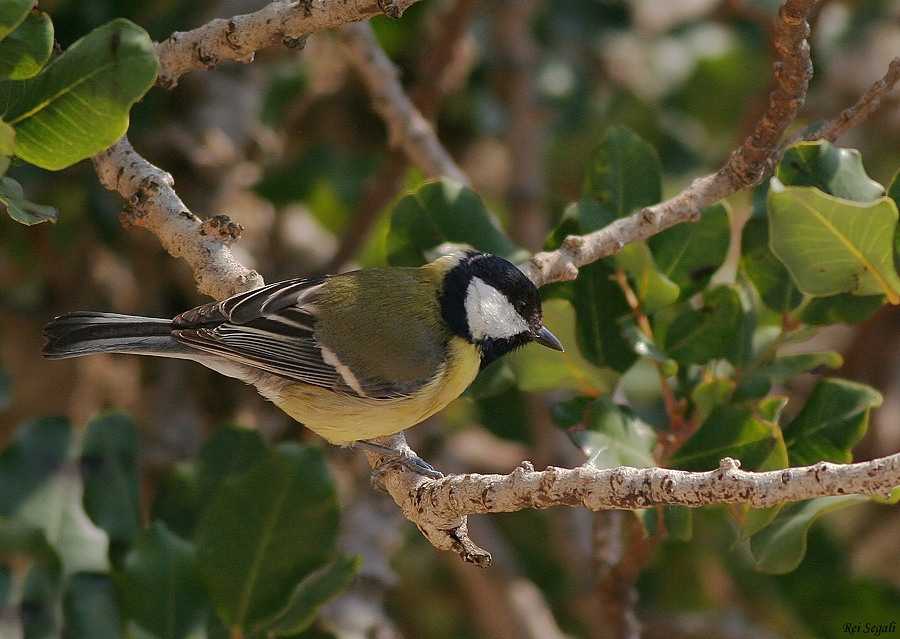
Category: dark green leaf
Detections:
[
  {"x1": 63, "y1": 573, "x2": 125, "y2": 639},
  {"x1": 0, "y1": 19, "x2": 158, "y2": 170},
  {"x1": 547, "y1": 197, "x2": 617, "y2": 250},
  {"x1": 0, "y1": 416, "x2": 70, "y2": 516},
  {"x1": 662, "y1": 506, "x2": 692, "y2": 541},
  {"x1": 0, "y1": 9, "x2": 53, "y2": 80},
  {"x1": 554, "y1": 396, "x2": 657, "y2": 469},
  {"x1": 663, "y1": 284, "x2": 742, "y2": 365},
  {"x1": 196, "y1": 445, "x2": 339, "y2": 629},
  {"x1": 737, "y1": 351, "x2": 842, "y2": 396},
  {"x1": 584, "y1": 125, "x2": 661, "y2": 218},
  {"x1": 80, "y1": 412, "x2": 141, "y2": 566},
  {"x1": 668, "y1": 404, "x2": 778, "y2": 471},
  {"x1": 20, "y1": 556, "x2": 62, "y2": 638},
  {"x1": 568, "y1": 261, "x2": 637, "y2": 372},
  {"x1": 749, "y1": 496, "x2": 866, "y2": 574},
  {"x1": 740, "y1": 216, "x2": 802, "y2": 312},
  {"x1": 150, "y1": 462, "x2": 201, "y2": 540},
  {"x1": 798, "y1": 292, "x2": 885, "y2": 326},
  {"x1": 776, "y1": 141, "x2": 885, "y2": 202},
  {"x1": 386, "y1": 179, "x2": 524, "y2": 266},
  {"x1": 650, "y1": 202, "x2": 731, "y2": 299},
  {"x1": 0, "y1": 0, "x2": 31, "y2": 41},
  {"x1": 122, "y1": 523, "x2": 208, "y2": 639},
  {"x1": 690, "y1": 379, "x2": 736, "y2": 426},
  {"x1": 0, "y1": 176, "x2": 58, "y2": 224},
  {"x1": 767, "y1": 179, "x2": 900, "y2": 302},
  {"x1": 266, "y1": 555, "x2": 362, "y2": 636},
  {"x1": 783, "y1": 378, "x2": 881, "y2": 465}
]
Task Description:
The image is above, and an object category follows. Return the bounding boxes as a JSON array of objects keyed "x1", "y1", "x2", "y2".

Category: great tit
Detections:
[{"x1": 43, "y1": 251, "x2": 563, "y2": 472}]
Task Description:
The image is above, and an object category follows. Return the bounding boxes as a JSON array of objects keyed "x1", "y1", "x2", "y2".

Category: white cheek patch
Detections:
[{"x1": 464, "y1": 277, "x2": 530, "y2": 340}]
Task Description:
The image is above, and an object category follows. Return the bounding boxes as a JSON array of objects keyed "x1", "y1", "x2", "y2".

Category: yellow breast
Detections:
[{"x1": 271, "y1": 337, "x2": 481, "y2": 444}]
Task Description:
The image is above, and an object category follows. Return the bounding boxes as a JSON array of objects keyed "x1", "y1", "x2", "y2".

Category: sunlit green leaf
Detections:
[
  {"x1": 783, "y1": 378, "x2": 881, "y2": 465},
  {"x1": 768, "y1": 178, "x2": 900, "y2": 303},
  {"x1": 776, "y1": 141, "x2": 885, "y2": 202},
  {"x1": 668, "y1": 404, "x2": 778, "y2": 471},
  {"x1": 505, "y1": 299, "x2": 617, "y2": 394},
  {"x1": 749, "y1": 496, "x2": 866, "y2": 574},
  {"x1": 664, "y1": 284, "x2": 743, "y2": 365},
  {"x1": 614, "y1": 242, "x2": 679, "y2": 313},
  {"x1": 0, "y1": 0, "x2": 31, "y2": 41},
  {"x1": 650, "y1": 202, "x2": 731, "y2": 299},
  {"x1": 122, "y1": 523, "x2": 208, "y2": 639},
  {"x1": 554, "y1": 395, "x2": 657, "y2": 469},
  {"x1": 690, "y1": 379, "x2": 735, "y2": 426},
  {"x1": 266, "y1": 555, "x2": 362, "y2": 636},
  {"x1": 0, "y1": 9, "x2": 53, "y2": 80},
  {"x1": 0, "y1": 176, "x2": 58, "y2": 224},
  {"x1": 0, "y1": 118, "x2": 14, "y2": 175},
  {"x1": 0, "y1": 19, "x2": 158, "y2": 170},
  {"x1": 196, "y1": 444, "x2": 339, "y2": 629}
]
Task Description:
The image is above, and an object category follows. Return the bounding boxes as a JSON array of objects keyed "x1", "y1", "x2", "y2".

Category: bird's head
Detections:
[{"x1": 439, "y1": 251, "x2": 564, "y2": 367}]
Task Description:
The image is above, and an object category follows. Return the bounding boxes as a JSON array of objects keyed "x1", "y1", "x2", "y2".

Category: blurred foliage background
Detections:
[{"x1": 2, "y1": 0, "x2": 900, "y2": 637}]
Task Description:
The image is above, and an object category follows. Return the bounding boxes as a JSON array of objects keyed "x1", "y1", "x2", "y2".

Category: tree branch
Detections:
[
  {"x1": 91, "y1": 137, "x2": 264, "y2": 299},
  {"x1": 154, "y1": 0, "x2": 426, "y2": 88},
  {"x1": 370, "y1": 454, "x2": 900, "y2": 564},
  {"x1": 520, "y1": 0, "x2": 818, "y2": 287},
  {"x1": 336, "y1": 21, "x2": 470, "y2": 185}
]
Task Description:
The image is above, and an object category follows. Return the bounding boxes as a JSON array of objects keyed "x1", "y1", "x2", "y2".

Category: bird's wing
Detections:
[{"x1": 171, "y1": 277, "x2": 425, "y2": 399}]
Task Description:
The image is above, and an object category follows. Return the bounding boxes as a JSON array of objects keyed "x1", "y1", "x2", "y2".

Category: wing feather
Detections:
[{"x1": 171, "y1": 276, "x2": 425, "y2": 399}]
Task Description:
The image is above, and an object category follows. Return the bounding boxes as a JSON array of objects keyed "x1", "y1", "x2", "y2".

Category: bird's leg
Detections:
[{"x1": 351, "y1": 439, "x2": 443, "y2": 480}]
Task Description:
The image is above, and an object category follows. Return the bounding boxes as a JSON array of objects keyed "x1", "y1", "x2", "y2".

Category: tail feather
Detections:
[{"x1": 42, "y1": 311, "x2": 188, "y2": 359}]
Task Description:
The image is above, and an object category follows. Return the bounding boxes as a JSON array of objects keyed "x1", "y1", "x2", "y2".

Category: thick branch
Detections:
[
  {"x1": 520, "y1": 0, "x2": 818, "y2": 287},
  {"x1": 154, "y1": 0, "x2": 425, "y2": 88},
  {"x1": 336, "y1": 22, "x2": 470, "y2": 185},
  {"x1": 374, "y1": 454, "x2": 900, "y2": 563},
  {"x1": 92, "y1": 138, "x2": 264, "y2": 299}
]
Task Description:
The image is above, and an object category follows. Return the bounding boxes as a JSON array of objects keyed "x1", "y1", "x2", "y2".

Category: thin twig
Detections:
[{"x1": 336, "y1": 22, "x2": 470, "y2": 185}]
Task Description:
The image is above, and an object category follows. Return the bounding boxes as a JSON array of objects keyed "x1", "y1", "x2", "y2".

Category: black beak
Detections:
[{"x1": 533, "y1": 325, "x2": 564, "y2": 351}]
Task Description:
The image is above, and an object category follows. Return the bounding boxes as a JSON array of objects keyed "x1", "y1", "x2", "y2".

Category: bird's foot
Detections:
[{"x1": 351, "y1": 439, "x2": 443, "y2": 482}]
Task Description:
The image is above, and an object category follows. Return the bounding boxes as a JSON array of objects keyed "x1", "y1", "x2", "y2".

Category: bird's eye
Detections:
[{"x1": 515, "y1": 299, "x2": 527, "y2": 312}]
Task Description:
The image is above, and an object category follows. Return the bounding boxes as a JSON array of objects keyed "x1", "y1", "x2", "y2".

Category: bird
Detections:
[{"x1": 43, "y1": 250, "x2": 564, "y2": 476}]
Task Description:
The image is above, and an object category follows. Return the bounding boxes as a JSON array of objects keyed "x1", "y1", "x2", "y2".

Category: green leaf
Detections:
[
  {"x1": 663, "y1": 284, "x2": 743, "y2": 365},
  {"x1": 0, "y1": 176, "x2": 57, "y2": 224},
  {"x1": 0, "y1": 18, "x2": 159, "y2": 170},
  {"x1": 80, "y1": 412, "x2": 141, "y2": 566},
  {"x1": 554, "y1": 396, "x2": 657, "y2": 469},
  {"x1": 196, "y1": 444, "x2": 340, "y2": 629},
  {"x1": 690, "y1": 378, "x2": 736, "y2": 426},
  {"x1": 0, "y1": 118, "x2": 14, "y2": 175},
  {"x1": 668, "y1": 404, "x2": 778, "y2": 471},
  {"x1": 505, "y1": 299, "x2": 617, "y2": 394},
  {"x1": 548, "y1": 197, "x2": 616, "y2": 248},
  {"x1": 776, "y1": 141, "x2": 885, "y2": 202},
  {"x1": 749, "y1": 496, "x2": 866, "y2": 574},
  {"x1": 0, "y1": 0, "x2": 31, "y2": 41},
  {"x1": 621, "y1": 321, "x2": 677, "y2": 376},
  {"x1": 740, "y1": 216, "x2": 802, "y2": 313},
  {"x1": 386, "y1": 179, "x2": 524, "y2": 266},
  {"x1": 584, "y1": 125, "x2": 661, "y2": 219},
  {"x1": 782, "y1": 378, "x2": 881, "y2": 466},
  {"x1": 649, "y1": 201, "x2": 731, "y2": 299},
  {"x1": 767, "y1": 178, "x2": 900, "y2": 303},
  {"x1": 266, "y1": 555, "x2": 362, "y2": 636},
  {"x1": 0, "y1": 416, "x2": 70, "y2": 516},
  {"x1": 798, "y1": 292, "x2": 885, "y2": 326},
  {"x1": 568, "y1": 260, "x2": 638, "y2": 373},
  {"x1": 614, "y1": 242, "x2": 680, "y2": 313},
  {"x1": 736, "y1": 351, "x2": 842, "y2": 400},
  {"x1": 150, "y1": 425, "x2": 268, "y2": 538},
  {"x1": 62, "y1": 573, "x2": 125, "y2": 639},
  {"x1": 122, "y1": 523, "x2": 208, "y2": 639},
  {"x1": 0, "y1": 9, "x2": 53, "y2": 80}
]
